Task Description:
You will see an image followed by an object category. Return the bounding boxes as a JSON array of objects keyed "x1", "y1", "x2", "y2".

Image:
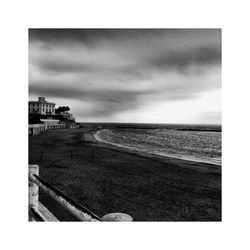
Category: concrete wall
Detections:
[
  {"x1": 29, "y1": 122, "x2": 79, "y2": 136},
  {"x1": 29, "y1": 123, "x2": 66, "y2": 135},
  {"x1": 65, "y1": 123, "x2": 80, "y2": 129}
]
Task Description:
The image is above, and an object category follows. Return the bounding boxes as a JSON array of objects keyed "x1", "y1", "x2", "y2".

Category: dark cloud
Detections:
[
  {"x1": 29, "y1": 83, "x2": 149, "y2": 117},
  {"x1": 30, "y1": 28, "x2": 216, "y2": 46},
  {"x1": 32, "y1": 45, "x2": 221, "y2": 76},
  {"x1": 33, "y1": 59, "x2": 97, "y2": 74},
  {"x1": 29, "y1": 29, "x2": 167, "y2": 50},
  {"x1": 29, "y1": 29, "x2": 221, "y2": 122},
  {"x1": 148, "y1": 46, "x2": 221, "y2": 72}
]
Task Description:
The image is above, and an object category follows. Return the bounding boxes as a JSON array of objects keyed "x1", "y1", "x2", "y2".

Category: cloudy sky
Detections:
[{"x1": 29, "y1": 29, "x2": 221, "y2": 124}]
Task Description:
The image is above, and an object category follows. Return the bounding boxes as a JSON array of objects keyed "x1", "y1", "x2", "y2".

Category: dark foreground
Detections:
[{"x1": 29, "y1": 128, "x2": 221, "y2": 221}]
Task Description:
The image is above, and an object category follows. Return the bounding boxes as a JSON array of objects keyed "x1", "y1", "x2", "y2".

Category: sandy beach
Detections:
[{"x1": 29, "y1": 127, "x2": 221, "y2": 221}]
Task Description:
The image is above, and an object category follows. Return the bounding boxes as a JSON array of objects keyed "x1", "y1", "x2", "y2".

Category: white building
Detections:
[{"x1": 29, "y1": 97, "x2": 56, "y2": 115}]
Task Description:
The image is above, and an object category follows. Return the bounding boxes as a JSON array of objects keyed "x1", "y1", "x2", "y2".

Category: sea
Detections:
[{"x1": 84, "y1": 123, "x2": 221, "y2": 166}]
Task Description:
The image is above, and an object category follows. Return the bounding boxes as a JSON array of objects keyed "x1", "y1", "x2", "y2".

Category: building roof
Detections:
[{"x1": 29, "y1": 101, "x2": 55, "y2": 105}]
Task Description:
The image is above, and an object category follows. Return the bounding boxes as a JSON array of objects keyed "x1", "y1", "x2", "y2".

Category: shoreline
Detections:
[{"x1": 93, "y1": 129, "x2": 222, "y2": 168}]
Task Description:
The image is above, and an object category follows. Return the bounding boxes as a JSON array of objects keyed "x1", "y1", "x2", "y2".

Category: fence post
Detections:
[
  {"x1": 29, "y1": 165, "x2": 39, "y2": 221},
  {"x1": 101, "y1": 213, "x2": 133, "y2": 222},
  {"x1": 40, "y1": 151, "x2": 43, "y2": 162}
]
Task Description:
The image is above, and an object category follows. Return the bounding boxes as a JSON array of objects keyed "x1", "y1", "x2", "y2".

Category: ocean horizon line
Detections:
[{"x1": 79, "y1": 121, "x2": 222, "y2": 126}]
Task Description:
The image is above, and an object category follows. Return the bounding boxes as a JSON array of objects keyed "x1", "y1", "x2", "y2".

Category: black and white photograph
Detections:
[
  {"x1": 2, "y1": 0, "x2": 250, "y2": 249},
  {"x1": 28, "y1": 28, "x2": 221, "y2": 221}
]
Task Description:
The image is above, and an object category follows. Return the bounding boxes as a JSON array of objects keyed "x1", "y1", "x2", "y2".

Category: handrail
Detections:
[
  {"x1": 29, "y1": 206, "x2": 47, "y2": 222},
  {"x1": 29, "y1": 173, "x2": 100, "y2": 221},
  {"x1": 28, "y1": 165, "x2": 133, "y2": 222}
]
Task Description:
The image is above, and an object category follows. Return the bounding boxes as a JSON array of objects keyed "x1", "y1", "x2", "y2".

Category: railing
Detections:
[
  {"x1": 28, "y1": 165, "x2": 133, "y2": 222},
  {"x1": 29, "y1": 124, "x2": 47, "y2": 135},
  {"x1": 29, "y1": 123, "x2": 79, "y2": 136}
]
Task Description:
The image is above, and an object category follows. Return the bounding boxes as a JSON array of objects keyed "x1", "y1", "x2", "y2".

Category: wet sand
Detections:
[{"x1": 29, "y1": 127, "x2": 221, "y2": 221}]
